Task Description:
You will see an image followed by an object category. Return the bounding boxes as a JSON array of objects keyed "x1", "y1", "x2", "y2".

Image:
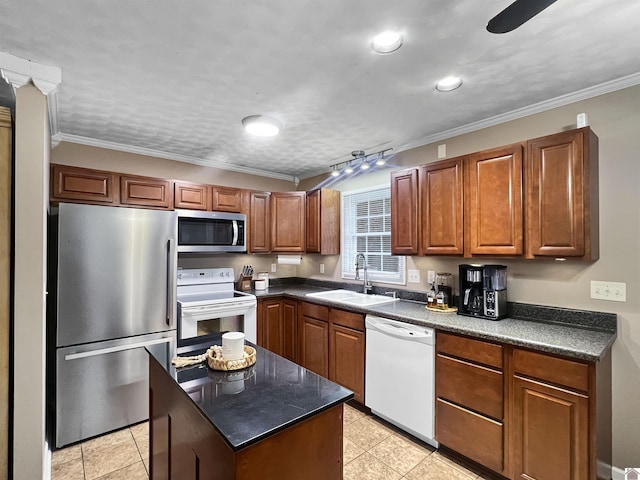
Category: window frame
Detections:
[{"x1": 340, "y1": 184, "x2": 406, "y2": 285}]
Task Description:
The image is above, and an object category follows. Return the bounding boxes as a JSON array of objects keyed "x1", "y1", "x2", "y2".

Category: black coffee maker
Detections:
[{"x1": 458, "y1": 264, "x2": 508, "y2": 320}]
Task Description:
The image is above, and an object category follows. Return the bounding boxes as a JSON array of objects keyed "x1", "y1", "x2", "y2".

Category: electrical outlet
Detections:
[
  {"x1": 271, "y1": 263, "x2": 277, "y2": 273},
  {"x1": 590, "y1": 281, "x2": 626, "y2": 302},
  {"x1": 438, "y1": 144, "x2": 446, "y2": 159},
  {"x1": 408, "y1": 269, "x2": 420, "y2": 284},
  {"x1": 320, "y1": 263, "x2": 325, "y2": 274},
  {"x1": 427, "y1": 270, "x2": 436, "y2": 284}
]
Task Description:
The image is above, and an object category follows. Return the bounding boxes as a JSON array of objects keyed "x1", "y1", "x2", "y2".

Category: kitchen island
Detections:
[{"x1": 148, "y1": 339, "x2": 353, "y2": 480}]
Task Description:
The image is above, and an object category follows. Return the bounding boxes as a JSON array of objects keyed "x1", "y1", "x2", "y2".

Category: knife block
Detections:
[{"x1": 237, "y1": 275, "x2": 253, "y2": 291}]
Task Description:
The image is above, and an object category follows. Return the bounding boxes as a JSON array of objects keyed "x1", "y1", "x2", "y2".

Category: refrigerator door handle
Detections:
[
  {"x1": 167, "y1": 238, "x2": 177, "y2": 327},
  {"x1": 64, "y1": 337, "x2": 173, "y2": 361}
]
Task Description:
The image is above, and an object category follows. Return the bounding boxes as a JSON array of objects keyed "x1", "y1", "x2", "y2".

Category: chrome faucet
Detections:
[{"x1": 354, "y1": 253, "x2": 372, "y2": 293}]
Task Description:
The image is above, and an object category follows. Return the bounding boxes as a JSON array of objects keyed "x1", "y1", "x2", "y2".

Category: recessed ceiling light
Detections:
[
  {"x1": 241, "y1": 115, "x2": 282, "y2": 136},
  {"x1": 435, "y1": 76, "x2": 463, "y2": 92},
  {"x1": 371, "y1": 30, "x2": 403, "y2": 54}
]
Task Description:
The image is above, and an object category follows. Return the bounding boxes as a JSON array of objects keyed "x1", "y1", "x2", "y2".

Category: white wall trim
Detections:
[
  {"x1": 0, "y1": 51, "x2": 62, "y2": 141},
  {"x1": 394, "y1": 71, "x2": 640, "y2": 155},
  {"x1": 56, "y1": 132, "x2": 297, "y2": 182}
]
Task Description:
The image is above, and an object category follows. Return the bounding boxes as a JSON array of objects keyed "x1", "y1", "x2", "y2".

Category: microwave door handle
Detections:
[
  {"x1": 167, "y1": 238, "x2": 177, "y2": 327},
  {"x1": 232, "y1": 220, "x2": 239, "y2": 246}
]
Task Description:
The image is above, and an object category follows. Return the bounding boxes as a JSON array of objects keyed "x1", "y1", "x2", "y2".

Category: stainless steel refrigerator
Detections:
[{"x1": 48, "y1": 203, "x2": 178, "y2": 448}]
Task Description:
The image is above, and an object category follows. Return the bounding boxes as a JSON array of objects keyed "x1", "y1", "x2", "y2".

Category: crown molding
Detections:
[
  {"x1": 56, "y1": 133, "x2": 297, "y2": 183},
  {"x1": 0, "y1": 51, "x2": 62, "y2": 138},
  {"x1": 396, "y1": 71, "x2": 640, "y2": 153}
]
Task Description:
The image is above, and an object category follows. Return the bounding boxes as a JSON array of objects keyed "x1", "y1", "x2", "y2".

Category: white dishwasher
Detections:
[{"x1": 365, "y1": 315, "x2": 438, "y2": 447}]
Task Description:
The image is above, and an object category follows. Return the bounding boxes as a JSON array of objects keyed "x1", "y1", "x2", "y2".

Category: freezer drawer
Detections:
[{"x1": 55, "y1": 331, "x2": 176, "y2": 448}]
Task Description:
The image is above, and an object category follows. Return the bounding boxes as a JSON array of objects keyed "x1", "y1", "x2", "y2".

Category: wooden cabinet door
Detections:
[
  {"x1": 419, "y1": 158, "x2": 463, "y2": 255},
  {"x1": 298, "y1": 316, "x2": 329, "y2": 377},
  {"x1": 50, "y1": 164, "x2": 119, "y2": 205},
  {"x1": 526, "y1": 127, "x2": 598, "y2": 260},
  {"x1": 249, "y1": 191, "x2": 271, "y2": 253},
  {"x1": 211, "y1": 186, "x2": 243, "y2": 212},
  {"x1": 262, "y1": 299, "x2": 283, "y2": 356},
  {"x1": 271, "y1": 192, "x2": 306, "y2": 253},
  {"x1": 465, "y1": 144, "x2": 523, "y2": 256},
  {"x1": 390, "y1": 168, "x2": 419, "y2": 255},
  {"x1": 306, "y1": 189, "x2": 340, "y2": 255},
  {"x1": 329, "y1": 324, "x2": 365, "y2": 403},
  {"x1": 282, "y1": 300, "x2": 298, "y2": 362},
  {"x1": 174, "y1": 181, "x2": 209, "y2": 210},
  {"x1": 512, "y1": 376, "x2": 589, "y2": 480},
  {"x1": 120, "y1": 174, "x2": 173, "y2": 209}
]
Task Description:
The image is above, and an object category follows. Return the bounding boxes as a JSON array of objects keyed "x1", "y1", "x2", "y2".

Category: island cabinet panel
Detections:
[
  {"x1": 419, "y1": 158, "x2": 464, "y2": 255},
  {"x1": 212, "y1": 186, "x2": 243, "y2": 212},
  {"x1": 271, "y1": 191, "x2": 306, "y2": 252},
  {"x1": 306, "y1": 188, "x2": 341, "y2": 255},
  {"x1": 390, "y1": 168, "x2": 419, "y2": 255},
  {"x1": 174, "y1": 181, "x2": 210, "y2": 210},
  {"x1": 298, "y1": 302, "x2": 329, "y2": 377},
  {"x1": 329, "y1": 308, "x2": 365, "y2": 403},
  {"x1": 120, "y1": 174, "x2": 173, "y2": 209},
  {"x1": 464, "y1": 143, "x2": 524, "y2": 256},
  {"x1": 249, "y1": 191, "x2": 271, "y2": 253},
  {"x1": 526, "y1": 127, "x2": 599, "y2": 260},
  {"x1": 51, "y1": 164, "x2": 119, "y2": 205}
]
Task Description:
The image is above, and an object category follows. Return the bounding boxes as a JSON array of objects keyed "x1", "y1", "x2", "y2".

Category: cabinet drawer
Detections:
[
  {"x1": 331, "y1": 309, "x2": 364, "y2": 331},
  {"x1": 300, "y1": 302, "x2": 329, "y2": 322},
  {"x1": 436, "y1": 398, "x2": 503, "y2": 474},
  {"x1": 513, "y1": 348, "x2": 589, "y2": 392},
  {"x1": 437, "y1": 332, "x2": 503, "y2": 369},
  {"x1": 436, "y1": 354, "x2": 503, "y2": 420}
]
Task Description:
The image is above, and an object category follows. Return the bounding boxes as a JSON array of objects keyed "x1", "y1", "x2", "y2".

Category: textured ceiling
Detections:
[{"x1": 2, "y1": 0, "x2": 640, "y2": 180}]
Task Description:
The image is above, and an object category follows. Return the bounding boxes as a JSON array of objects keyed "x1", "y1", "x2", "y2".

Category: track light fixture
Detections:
[{"x1": 329, "y1": 148, "x2": 392, "y2": 177}]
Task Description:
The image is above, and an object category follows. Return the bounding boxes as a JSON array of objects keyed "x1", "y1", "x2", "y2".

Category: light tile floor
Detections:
[{"x1": 51, "y1": 404, "x2": 492, "y2": 480}]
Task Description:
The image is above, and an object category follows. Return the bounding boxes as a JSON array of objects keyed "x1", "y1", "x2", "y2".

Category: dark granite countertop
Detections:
[
  {"x1": 252, "y1": 282, "x2": 617, "y2": 362},
  {"x1": 168, "y1": 336, "x2": 353, "y2": 451}
]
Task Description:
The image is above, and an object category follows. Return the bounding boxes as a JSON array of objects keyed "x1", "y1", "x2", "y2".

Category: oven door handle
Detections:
[{"x1": 181, "y1": 302, "x2": 256, "y2": 317}]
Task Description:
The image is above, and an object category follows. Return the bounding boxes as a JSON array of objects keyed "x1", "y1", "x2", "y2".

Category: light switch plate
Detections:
[
  {"x1": 408, "y1": 269, "x2": 420, "y2": 284},
  {"x1": 437, "y1": 144, "x2": 446, "y2": 159},
  {"x1": 590, "y1": 280, "x2": 626, "y2": 302},
  {"x1": 320, "y1": 263, "x2": 325, "y2": 274},
  {"x1": 427, "y1": 270, "x2": 436, "y2": 284},
  {"x1": 271, "y1": 263, "x2": 277, "y2": 273}
]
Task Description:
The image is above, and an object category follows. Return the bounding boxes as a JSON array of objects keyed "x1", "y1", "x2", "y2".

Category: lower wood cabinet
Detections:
[
  {"x1": 329, "y1": 310, "x2": 365, "y2": 403},
  {"x1": 298, "y1": 302, "x2": 329, "y2": 377},
  {"x1": 258, "y1": 298, "x2": 297, "y2": 362},
  {"x1": 436, "y1": 331, "x2": 612, "y2": 480}
]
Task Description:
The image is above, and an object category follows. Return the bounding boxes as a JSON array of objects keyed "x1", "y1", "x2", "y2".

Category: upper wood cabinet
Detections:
[
  {"x1": 464, "y1": 143, "x2": 524, "y2": 257},
  {"x1": 51, "y1": 164, "x2": 119, "y2": 205},
  {"x1": 419, "y1": 158, "x2": 464, "y2": 255},
  {"x1": 306, "y1": 188, "x2": 340, "y2": 255},
  {"x1": 271, "y1": 192, "x2": 306, "y2": 253},
  {"x1": 174, "y1": 181, "x2": 210, "y2": 210},
  {"x1": 249, "y1": 191, "x2": 271, "y2": 253},
  {"x1": 390, "y1": 168, "x2": 419, "y2": 255},
  {"x1": 120, "y1": 174, "x2": 173, "y2": 209},
  {"x1": 526, "y1": 127, "x2": 599, "y2": 260},
  {"x1": 211, "y1": 186, "x2": 243, "y2": 212}
]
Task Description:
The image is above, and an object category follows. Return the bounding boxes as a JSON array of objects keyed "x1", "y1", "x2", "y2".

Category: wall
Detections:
[
  {"x1": 13, "y1": 84, "x2": 49, "y2": 479},
  {"x1": 51, "y1": 142, "x2": 296, "y2": 192},
  {"x1": 300, "y1": 84, "x2": 640, "y2": 469}
]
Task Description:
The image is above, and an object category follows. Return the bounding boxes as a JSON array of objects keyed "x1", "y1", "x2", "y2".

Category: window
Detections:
[{"x1": 341, "y1": 185, "x2": 406, "y2": 284}]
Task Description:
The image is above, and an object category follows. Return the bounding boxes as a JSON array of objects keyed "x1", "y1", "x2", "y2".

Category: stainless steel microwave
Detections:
[{"x1": 177, "y1": 210, "x2": 246, "y2": 253}]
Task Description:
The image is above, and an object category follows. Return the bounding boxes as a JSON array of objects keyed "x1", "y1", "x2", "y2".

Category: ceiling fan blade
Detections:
[{"x1": 487, "y1": 0, "x2": 558, "y2": 34}]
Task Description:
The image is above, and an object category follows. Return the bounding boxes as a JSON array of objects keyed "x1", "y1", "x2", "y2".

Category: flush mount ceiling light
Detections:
[
  {"x1": 371, "y1": 30, "x2": 403, "y2": 54},
  {"x1": 435, "y1": 76, "x2": 463, "y2": 92},
  {"x1": 241, "y1": 115, "x2": 282, "y2": 137}
]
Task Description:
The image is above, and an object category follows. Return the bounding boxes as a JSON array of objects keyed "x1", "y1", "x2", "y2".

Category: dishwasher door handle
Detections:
[{"x1": 370, "y1": 321, "x2": 433, "y2": 340}]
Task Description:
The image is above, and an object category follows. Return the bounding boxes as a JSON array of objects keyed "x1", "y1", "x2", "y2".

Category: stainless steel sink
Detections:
[{"x1": 306, "y1": 289, "x2": 398, "y2": 306}]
